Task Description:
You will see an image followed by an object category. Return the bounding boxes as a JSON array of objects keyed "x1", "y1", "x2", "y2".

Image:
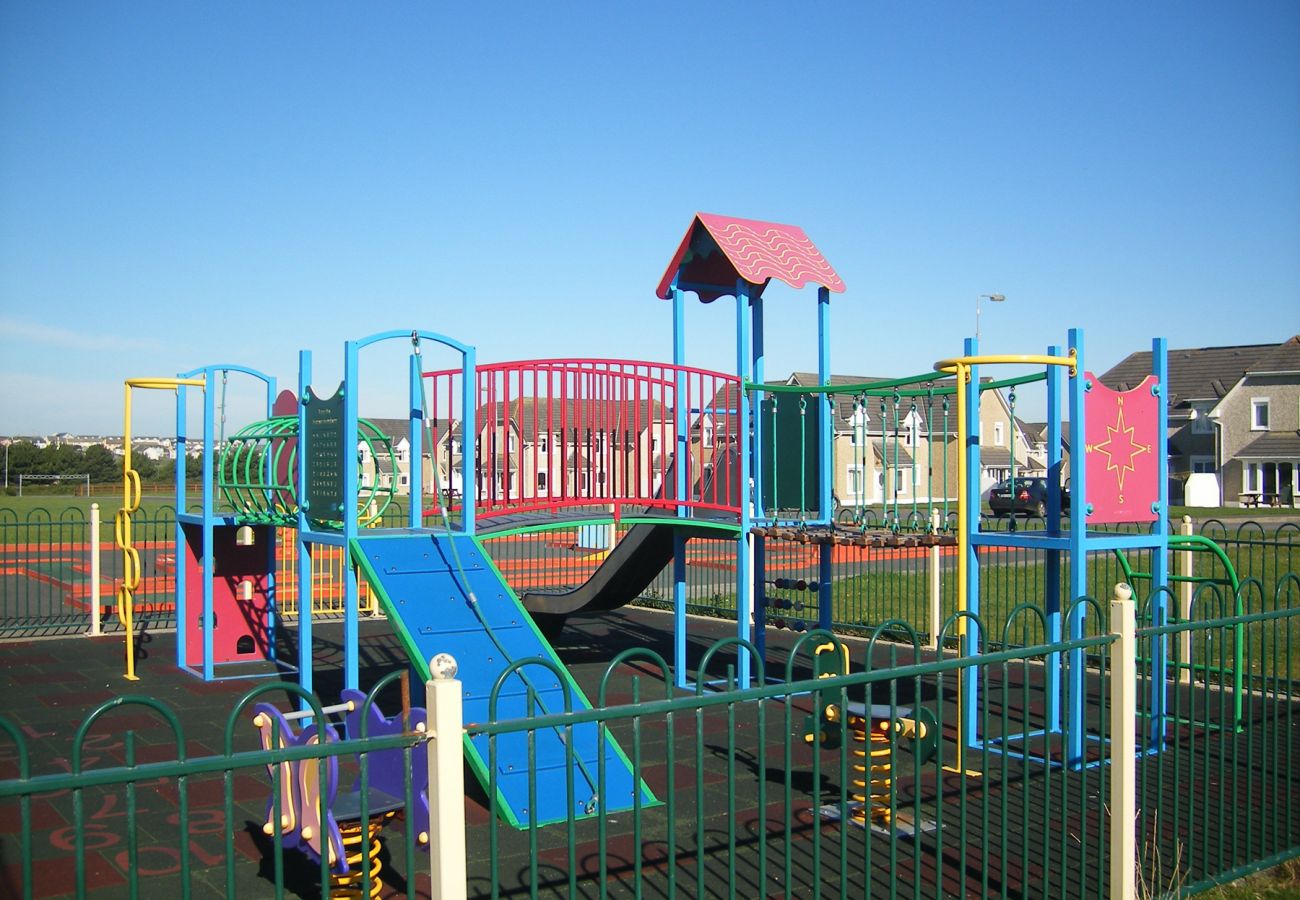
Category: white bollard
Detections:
[
  {"x1": 89, "y1": 503, "x2": 101, "y2": 637},
  {"x1": 928, "y1": 508, "x2": 942, "y2": 650},
  {"x1": 1109, "y1": 583, "x2": 1137, "y2": 900},
  {"x1": 426, "y1": 653, "x2": 467, "y2": 900}
]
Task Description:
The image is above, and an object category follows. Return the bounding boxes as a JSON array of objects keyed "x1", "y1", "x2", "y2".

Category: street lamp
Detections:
[{"x1": 976, "y1": 293, "x2": 1005, "y2": 345}]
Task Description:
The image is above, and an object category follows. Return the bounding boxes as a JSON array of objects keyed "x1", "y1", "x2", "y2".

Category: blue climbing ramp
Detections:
[{"x1": 350, "y1": 530, "x2": 655, "y2": 829}]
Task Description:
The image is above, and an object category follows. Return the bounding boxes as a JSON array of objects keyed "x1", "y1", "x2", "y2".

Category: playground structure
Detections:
[{"x1": 105, "y1": 212, "x2": 1254, "y2": 886}]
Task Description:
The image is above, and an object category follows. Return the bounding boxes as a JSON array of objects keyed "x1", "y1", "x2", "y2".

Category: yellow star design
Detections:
[{"x1": 1092, "y1": 403, "x2": 1151, "y2": 492}]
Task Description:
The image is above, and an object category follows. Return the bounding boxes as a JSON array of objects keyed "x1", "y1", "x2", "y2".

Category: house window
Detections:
[
  {"x1": 847, "y1": 465, "x2": 864, "y2": 498},
  {"x1": 1191, "y1": 456, "x2": 1215, "y2": 474},
  {"x1": 539, "y1": 435, "x2": 549, "y2": 453},
  {"x1": 537, "y1": 472, "x2": 548, "y2": 491},
  {"x1": 702, "y1": 420, "x2": 714, "y2": 449},
  {"x1": 993, "y1": 422, "x2": 1004, "y2": 447},
  {"x1": 894, "y1": 467, "x2": 910, "y2": 493},
  {"x1": 1245, "y1": 463, "x2": 1262, "y2": 493},
  {"x1": 1251, "y1": 399, "x2": 1270, "y2": 430},
  {"x1": 651, "y1": 435, "x2": 660, "y2": 453},
  {"x1": 1191, "y1": 401, "x2": 1214, "y2": 434},
  {"x1": 399, "y1": 474, "x2": 409, "y2": 486}
]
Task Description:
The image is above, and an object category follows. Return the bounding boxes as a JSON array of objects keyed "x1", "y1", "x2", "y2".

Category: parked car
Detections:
[{"x1": 988, "y1": 477, "x2": 1070, "y2": 517}]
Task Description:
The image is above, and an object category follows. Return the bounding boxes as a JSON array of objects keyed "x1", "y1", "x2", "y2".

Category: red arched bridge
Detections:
[{"x1": 421, "y1": 358, "x2": 742, "y2": 523}]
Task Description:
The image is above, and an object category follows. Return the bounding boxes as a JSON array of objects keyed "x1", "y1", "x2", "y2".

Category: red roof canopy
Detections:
[{"x1": 655, "y1": 213, "x2": 846, "y2": 302}]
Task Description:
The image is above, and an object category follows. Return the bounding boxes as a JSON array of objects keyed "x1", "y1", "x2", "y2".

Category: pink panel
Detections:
[
  {"x1": 182, "y1": 523, "x2": 272, "y2": 668},
  {"x1": 656, "y1": 213, "x2": 845, "y2": 299},
  {"x1": 1083, "y1": 372, "x2": 1160, "y2": 524}
]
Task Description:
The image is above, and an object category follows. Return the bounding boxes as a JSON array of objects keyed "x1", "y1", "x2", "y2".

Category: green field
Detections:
[{"x1": 0, "y1": 492, "x2": 179, "y2": 519}]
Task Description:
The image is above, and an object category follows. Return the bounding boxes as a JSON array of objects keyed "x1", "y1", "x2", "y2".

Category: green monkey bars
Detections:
[{"x1": 217, "y1": 415, "x2": 398, "y2": 527}]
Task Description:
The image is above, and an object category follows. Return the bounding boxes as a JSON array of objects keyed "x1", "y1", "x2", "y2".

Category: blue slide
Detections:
[{"x1": 350, "y1": 530, "x2": 655, "y2": 829}]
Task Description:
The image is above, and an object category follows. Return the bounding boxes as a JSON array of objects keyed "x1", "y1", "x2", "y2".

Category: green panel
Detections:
[
  {"x1": 760, "y1": 396, "x2": 821, "y2": 515},
  {"x1": 303, "y1": 383, "x2": 345, "y2": 518}
]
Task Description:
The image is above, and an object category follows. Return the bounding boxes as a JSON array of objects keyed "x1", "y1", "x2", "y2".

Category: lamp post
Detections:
[{"x1": 976, "y1": 293, "x2": 1005, "y2": 345}]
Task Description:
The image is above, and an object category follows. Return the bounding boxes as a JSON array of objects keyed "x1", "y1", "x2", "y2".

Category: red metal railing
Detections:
[{"x1": 422, "y1": 358, "x2": 742, "y2": 522}]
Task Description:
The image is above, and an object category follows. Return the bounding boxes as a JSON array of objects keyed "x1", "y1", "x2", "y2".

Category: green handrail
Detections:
[{"x1": 1116, "y1": 533, "x2": 1243, "y2": 726}]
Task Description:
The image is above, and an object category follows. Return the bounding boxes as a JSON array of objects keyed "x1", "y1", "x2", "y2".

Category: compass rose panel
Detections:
[{"x1": 1083, "y1": 371, "x2": 1159, "y2": 524}]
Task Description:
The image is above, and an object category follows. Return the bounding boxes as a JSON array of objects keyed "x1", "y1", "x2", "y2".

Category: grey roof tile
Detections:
[{"x1": 1099, "y1": 341, "x2": 1280, "y2": 408}]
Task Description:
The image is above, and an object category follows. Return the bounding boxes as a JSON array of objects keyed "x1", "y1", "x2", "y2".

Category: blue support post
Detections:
[
  {"x1": 297, "y1": 350, "x2": 314, "y2": 700},
  {"x1": 409, "y1": 352, "x2": 423, "y2": 528},
  {"x1": 1066, "y1": 328, "x2": 1088, "y2": 767},
  {"x1": 672, "y1": 286, "x2": 688, "y2": 518},
  {"x1": 1148, "y1": 337, "x2": 1170, "y2": 749},
  {"x1": 751, "y1": 295, "x2": 765, "y2": 522},
  {"x1": 461, "y1": 346, "x2": 477, "y2": 536},
  {"x1": 200, "y1": 370, "x2": 216, "y2": 681},
  {"x1": 262, "y1": 376, "x2": 279, "y2": 664},
  {"x1": 174, "y1": 384, "x2": 189, "y2": 670},
  {"x1": 962, "y1": 337, "x2": 981, "y2": 752},
  {"x1": 1044, "y1": 345, "x2": 1064, "y2": 734},
  {"x1": 342, "y1": 342, "x2": 360, "y2": 691},
  {"x1": 671, "y1": 285, "x2": 690, "y2": 686},
  {"x1": 736, "y1": 281, "x2": 753, "y2": 688},
  {"x1": 817, "y1": 287, "x2": 833, "y2": 523}
]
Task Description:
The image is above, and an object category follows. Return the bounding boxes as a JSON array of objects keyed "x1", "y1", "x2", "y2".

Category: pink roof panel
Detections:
[{"x1": 656, "y1": 213, "x2": 846, "y2": 301}]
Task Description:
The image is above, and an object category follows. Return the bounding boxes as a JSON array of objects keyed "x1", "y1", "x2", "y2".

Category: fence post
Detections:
[
  {"x1": 426, "y1": 654, "x2": 467, "y2": 900},
  {"x1": 1178, "y1": 515, "x2": 1193, "y2": 684},
  {"x1": 88, "y1": 502, "x2": 102, "y2": 637},
  {"x1": 928, "y1": 507, "x2": 942, "y2": 650},
  {"x1": 1110, "y1": 582, "x2": 1137, "y2": 900}
]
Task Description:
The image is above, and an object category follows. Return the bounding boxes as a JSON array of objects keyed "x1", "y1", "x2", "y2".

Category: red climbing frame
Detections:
[{"x1": 422, "y1": 358, "x2": 742, "y2": 522}]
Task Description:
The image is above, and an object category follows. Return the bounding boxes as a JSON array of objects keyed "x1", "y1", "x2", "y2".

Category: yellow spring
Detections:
[
  {"x1": 329, "y1": 817, "x2": 389, "y2": 899},
  {"x1": 848, "y1": 714, "x2": 894, "y2": 827}
]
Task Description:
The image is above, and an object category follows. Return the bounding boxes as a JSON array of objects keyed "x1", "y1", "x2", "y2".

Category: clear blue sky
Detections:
[{"x1": 2, "y1": 2, "x2": 1297, "y2": 435}]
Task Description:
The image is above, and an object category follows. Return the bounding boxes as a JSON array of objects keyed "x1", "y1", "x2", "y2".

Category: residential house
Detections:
[
  {"x1": 1018, "y1": 420, "x2": 1071, "y2": 481},
  {"x1": 359, "y1": 417, "x2": 460, "y2": 497},
  {"x1": 1210, "y1": 337, "x2": 1300, "y2": 506},
  {"x1": 1099, "y1": 337, "x2": 1299, "y2": 506},
  {"x1": 474, "y1": 398, "x2": 674, "y2": 507}
]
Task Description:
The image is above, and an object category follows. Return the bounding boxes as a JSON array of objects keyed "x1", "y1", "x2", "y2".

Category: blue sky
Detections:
[{"x1": 2, "y1": 2, "x2": 1297, "y2": 435}]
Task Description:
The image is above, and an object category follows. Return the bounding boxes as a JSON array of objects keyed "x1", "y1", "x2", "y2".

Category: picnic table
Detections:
[{"x1": 1241, "y1": 492, "x2": 1281, "y2": 509}]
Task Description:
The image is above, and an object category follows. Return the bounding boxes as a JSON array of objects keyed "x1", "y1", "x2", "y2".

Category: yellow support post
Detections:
[
  {"x1": 933, "y1": 351, "x2": 1076, "y2": 773},
  {"x1": 118, "y1": 377, "x2": 205, "y2": 681}
]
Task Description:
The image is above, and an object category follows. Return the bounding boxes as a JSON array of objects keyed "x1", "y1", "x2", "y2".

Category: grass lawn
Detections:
[
  {"x1": 1196, "y1": 858, "x2": 1300, "y2": 898},
  {"x1": 0, "y1": 490, "x2": 179, "y2": 520}
]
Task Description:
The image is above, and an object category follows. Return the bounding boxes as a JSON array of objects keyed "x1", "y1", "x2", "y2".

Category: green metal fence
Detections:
[
  {"x1": 0, "y1": 504, "x2": 177, "y2": 638},
  {"x1": 462, "y1": 617, "x2": 1119, "y2": 898},
  {"x1": 1135, "y1": 575, "x2": 1300, "y2": 894},
  {"x1": 0, "y1": 674, "x2": 427, "y2": 899},
  {"x1": 1, "y1": 579, "x2": 1299, "y2": 896}
]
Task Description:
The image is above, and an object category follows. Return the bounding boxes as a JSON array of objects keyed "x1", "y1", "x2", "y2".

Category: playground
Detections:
[{"x1": 2, "y1": 213, "x2": 1299, "y2": 898}]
